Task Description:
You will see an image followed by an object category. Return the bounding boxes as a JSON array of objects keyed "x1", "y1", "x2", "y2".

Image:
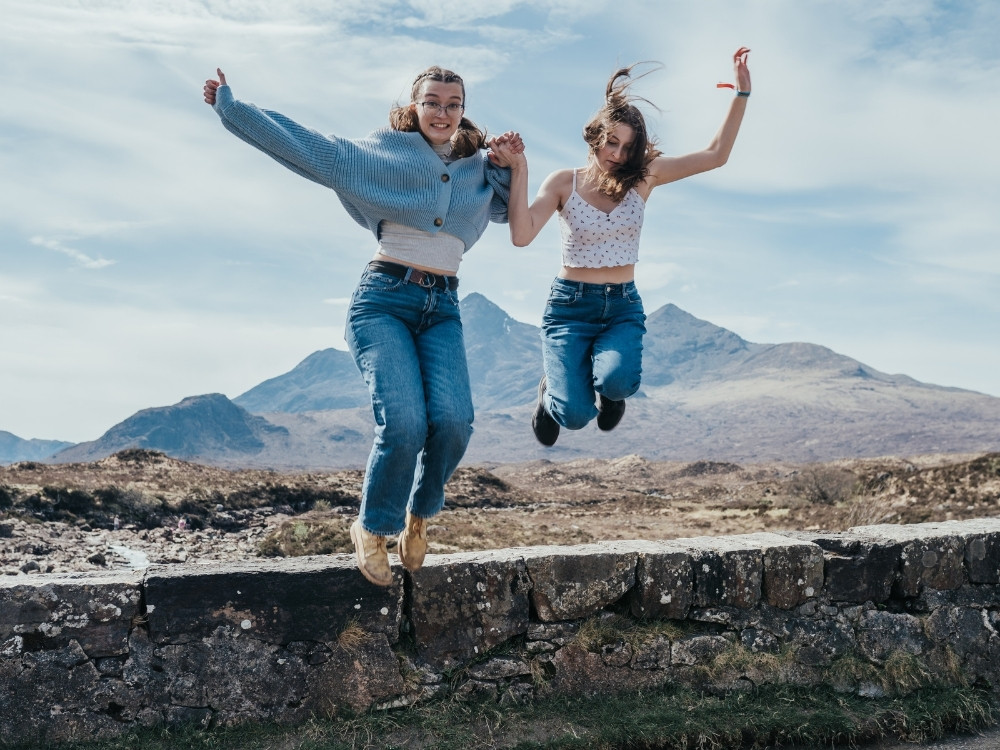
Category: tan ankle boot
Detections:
[
  {"x1": 350, "y1": 520, "x2": 392, "y2": 586},
  {"x1": 397, "y1": 512, "x2": 428, "y2": 572}
]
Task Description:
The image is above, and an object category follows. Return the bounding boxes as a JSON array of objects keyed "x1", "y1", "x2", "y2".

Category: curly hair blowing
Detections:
[
  {"x1": 387, "y1": 66, "x2": 488, "y2": 159},
  {"x1": 583, "y1": 63, "x2": 663, "y2": 202}
]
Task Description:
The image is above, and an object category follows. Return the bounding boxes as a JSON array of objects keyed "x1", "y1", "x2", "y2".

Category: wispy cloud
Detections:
[{"x1": 30, "y1": 237, "x2": 115, "y2": 269}]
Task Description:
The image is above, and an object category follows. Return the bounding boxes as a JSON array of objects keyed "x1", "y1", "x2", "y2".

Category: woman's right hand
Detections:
[
  {"x1": 488, "y1": 132, "x2": 526, "y2": 169},
  {"x1": 733, "y1": 47, "x2": 751, "y2": 93},
  {"x1": 203, "y1": 68, "x2": 228, "y2": 105}
]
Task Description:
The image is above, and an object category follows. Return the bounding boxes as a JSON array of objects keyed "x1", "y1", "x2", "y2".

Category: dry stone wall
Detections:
[{"x1": 4, "y1": 519, "x2": 1000, "y2": 745}]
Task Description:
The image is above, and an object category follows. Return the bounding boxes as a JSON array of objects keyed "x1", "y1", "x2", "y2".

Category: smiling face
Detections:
[
  {"x1": 412, "y1": 80, "x2": 465, "y2": 146},
  {"x1": 593, "y1": 122, "x2": 636, "y2": 174}
]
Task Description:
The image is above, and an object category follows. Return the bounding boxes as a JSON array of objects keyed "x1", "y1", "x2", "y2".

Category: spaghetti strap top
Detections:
[{"x1": 557, "y1": 170, "x2": 644, "y2": 268}]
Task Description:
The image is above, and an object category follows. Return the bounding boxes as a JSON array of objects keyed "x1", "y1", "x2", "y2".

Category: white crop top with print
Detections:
[{"x1": 557, "y1": 170, "x2": 644, "y2": 268}]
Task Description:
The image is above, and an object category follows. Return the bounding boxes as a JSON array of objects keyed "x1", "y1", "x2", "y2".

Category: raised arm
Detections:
[{"x1": 646, "y1": 47, "x2": 751, "y2": 189}]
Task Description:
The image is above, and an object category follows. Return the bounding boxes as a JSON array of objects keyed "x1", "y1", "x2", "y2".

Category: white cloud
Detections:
[{"x1": 30, "y1": 236, "x2": 115, "y2": 269}]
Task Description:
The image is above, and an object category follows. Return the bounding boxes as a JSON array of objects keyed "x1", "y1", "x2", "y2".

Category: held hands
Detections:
[
  {"x1": 487, "y1": 131, "x2": 526, "y2": 169},
  {"x1": 733, "y1": 47, "x2": 751, "y2": 94},
  {"x1": 203, "y1": 68, "x2": 227, "y2": 105}
]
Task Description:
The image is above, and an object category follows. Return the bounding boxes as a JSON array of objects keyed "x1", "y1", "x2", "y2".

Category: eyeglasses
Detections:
[{"x1": 419, "y1": 101, "x2": 464, "y2": 116}]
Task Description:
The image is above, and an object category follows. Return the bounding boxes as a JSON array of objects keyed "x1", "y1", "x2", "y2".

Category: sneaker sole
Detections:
[{"x1": 533, "y1": 376, "x2": 560, "y2": 446}]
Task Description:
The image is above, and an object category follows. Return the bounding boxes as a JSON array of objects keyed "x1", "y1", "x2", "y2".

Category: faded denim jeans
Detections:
[
  {"x1": 345, "y1": 267, "x2": 473, "y2": 536},
  {"x1": 540, "y1": 277, "x2": 646, "y2": 430}
]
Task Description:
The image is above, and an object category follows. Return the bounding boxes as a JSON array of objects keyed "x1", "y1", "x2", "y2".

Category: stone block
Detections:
[
  {"x1": 852, "y1": 522, "x2": 966, "y2": 596},
  {"x1": 671, "y1": 634, "x2": 731, "y2": 666},
  {"x1": 785, "y1": 619, "x2": 855, "y2": 666},
  {"x1": 786, "y1": 531, "x2": 899, "y2": 603},
  {"x1": 856, "y1": 611, "x2": 930, "y2": 663},
  {"x1": 545, "y1": 643, "x2": 672, "y2": 697},
  {"x1": 0, "y1": 571, "x2": 142, "y2": 658},
  {"x1": 620, "y1": 540, "x2": 693, "y2": 620},
  {"x1": 143, "y1": 556, "x2": 401, "y2": 646},
  {"x1": 303, "y1": 633, "x2": 406, "y2": 715},
  {"x1": 925, "y1": 605, "x2": 993, "y2": 656},
  {"x1": 523, "y1": 543, "x2": 638, "y2": 622},
  {"x1": 409, "y1": 549, "x2": 531, "y2": 670},
  {"x1": 0, "y1": 640, "x2": 123, "y2": 745},
  {"x1": 741, "y1": 533, "x2": 824, "y2": 609},
  {"x1": 674, "y1": 536, "x2": 762, "y2": 609},
  {"x1": 922, "y1": 519, "x2": 1000, "y2": 584},
  {"x1": 154, "y1": 627, "x2": 314, "y2": 723}
]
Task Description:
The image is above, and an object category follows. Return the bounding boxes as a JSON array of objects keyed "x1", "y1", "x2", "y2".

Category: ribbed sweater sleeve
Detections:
[
  {"x1": 212, "y1": 85, "x2": 338, "y2": 188},
  {"x1": 484, "y1": 159, "x2": 511, "y2": 224},
  {"x1": 210, "y1": 85, "x2": 511, "y2": 250}
]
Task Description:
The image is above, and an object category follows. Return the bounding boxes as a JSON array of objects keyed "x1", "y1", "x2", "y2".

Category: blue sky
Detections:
[{"x1": 2, "y1": 0, "x2": 998, "y2": 443}]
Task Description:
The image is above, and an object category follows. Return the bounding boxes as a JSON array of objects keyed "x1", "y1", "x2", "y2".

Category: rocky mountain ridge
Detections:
[{"x1": 8, "y1": 294, "x2": 1000, "y2": 468}]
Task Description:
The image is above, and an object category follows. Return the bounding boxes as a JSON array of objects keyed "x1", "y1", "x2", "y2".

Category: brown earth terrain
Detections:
[{"x1": 2, "y1": 449, "x2": 1000, "y2": 577}]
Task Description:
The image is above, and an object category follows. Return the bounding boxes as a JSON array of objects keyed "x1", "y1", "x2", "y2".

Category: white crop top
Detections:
[
  {"x1": 376, "y1": 140, "x2": 465, "y2": 274},
  {"x1": 557, "y1": 170, "x2": 644, "y2": 268}
]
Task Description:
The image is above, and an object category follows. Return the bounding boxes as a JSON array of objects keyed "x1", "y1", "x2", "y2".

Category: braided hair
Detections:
[{"x1": 388, "y1": 66, "x2": 488, "y2": 159}]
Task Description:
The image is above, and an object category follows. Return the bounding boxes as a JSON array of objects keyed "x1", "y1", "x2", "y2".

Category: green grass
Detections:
[{"x1": 6, "y1": 683, "x2": 994, "y2": 750}]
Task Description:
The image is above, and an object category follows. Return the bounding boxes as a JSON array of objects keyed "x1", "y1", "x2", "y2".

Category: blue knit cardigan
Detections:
[{"x1": 213, "y1": 86, "x2": 511, "y2": 251}]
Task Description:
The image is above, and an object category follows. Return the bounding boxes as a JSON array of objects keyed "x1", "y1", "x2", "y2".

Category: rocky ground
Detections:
[{"x1": 2, "y1": 449, "x2": 999, "y2": 577}]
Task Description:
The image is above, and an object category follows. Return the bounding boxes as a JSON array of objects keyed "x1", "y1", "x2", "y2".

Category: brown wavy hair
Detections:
[
  {"x1": 388, "y1": 66, "x2": 488, "y2": 159},
  {"x1": 583, "y1": 63, "x2": 663, "y2": 202}
]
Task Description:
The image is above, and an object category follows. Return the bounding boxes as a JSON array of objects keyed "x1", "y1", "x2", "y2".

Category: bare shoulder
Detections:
[
  {"x1": 540, "y1": 168, "x2": 576, "y2": 201},
  {"x1": 543, "y1": 168, "x2": 575, "y2": 188}
]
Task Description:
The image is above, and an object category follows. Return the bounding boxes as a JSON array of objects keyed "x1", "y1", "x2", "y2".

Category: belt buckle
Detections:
[
  {"x1": 410, "y1": 269, "x2": 436, "y2": 288},
  {"x1": 404, "y1": 267, "x2": 435, "y2": 288}
]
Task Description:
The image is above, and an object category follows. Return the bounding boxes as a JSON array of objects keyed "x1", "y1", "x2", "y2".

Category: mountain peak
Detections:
[{"x1": 52, "y1": 393, "x2": 287, "y2": 464}]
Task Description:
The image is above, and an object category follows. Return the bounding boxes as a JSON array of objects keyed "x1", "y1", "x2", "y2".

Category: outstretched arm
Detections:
[
  {"x1": 646, "y1": 47, "x2": 751, "y2": 188},
  {"x1": 202, "y1": 68, "x2": 340, "y2": 188}
]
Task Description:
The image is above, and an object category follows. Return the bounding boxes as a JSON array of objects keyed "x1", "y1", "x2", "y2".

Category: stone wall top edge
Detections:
[
  {"x1": 849, "y1": 518, "x2": 1000, "y2": 541},
  {"x1": 142, "y1": 553, "x2": 357, "y2": 580},
  {"x1": 7, "y1": 519, "x2": 1000, "y2": 594},
  {"x1": 0, "y1": 569, "x2": 144, "y2": 590}
]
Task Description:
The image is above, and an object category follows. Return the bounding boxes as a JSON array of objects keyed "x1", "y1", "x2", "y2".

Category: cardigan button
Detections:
[
  {"x1": 433, "y1": 218, "x2": 444, "y2": 227},
  {"x1": 441, "y1": 173, "x2": 450, "y2": 182}
]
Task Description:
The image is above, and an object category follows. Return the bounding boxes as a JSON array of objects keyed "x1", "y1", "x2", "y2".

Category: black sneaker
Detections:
[
  {"x1": 596, "y1": 394, "x2": 626, "y2": 432},
  {"x1": 531, "y1": 376, "x2": 560, "y2": 446}
]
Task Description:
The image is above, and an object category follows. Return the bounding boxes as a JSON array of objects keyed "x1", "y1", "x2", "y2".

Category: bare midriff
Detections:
[{"x1": 558, "y1": 264, "x2": 636, "y2": 284}]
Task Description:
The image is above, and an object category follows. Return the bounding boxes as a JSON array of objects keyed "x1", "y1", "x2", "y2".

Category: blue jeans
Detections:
[
  {"x1": 541, "y1": 278, "x2": 646, "y2": 430},
  {"x1": 345, "y1": 267, "x2": 473, "y2": 536}
]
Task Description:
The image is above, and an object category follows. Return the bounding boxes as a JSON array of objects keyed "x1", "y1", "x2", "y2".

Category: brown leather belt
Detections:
[{"x1": 367, "y1": 261, "x2": 459, "y2": 291}]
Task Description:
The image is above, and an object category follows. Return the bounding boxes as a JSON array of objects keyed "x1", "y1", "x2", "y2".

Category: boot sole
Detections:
[{"x1": 350, "y1": 521, "x2": 393, "y2": 587}]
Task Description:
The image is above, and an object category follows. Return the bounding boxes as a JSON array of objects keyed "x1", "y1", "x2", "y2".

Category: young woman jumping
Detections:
[
  {"x1": 496, "y1": 48, "x2": 751, "y2": 446},
  {"x1": 204, "y1": 66, "x2": 521, "y2": 584}
]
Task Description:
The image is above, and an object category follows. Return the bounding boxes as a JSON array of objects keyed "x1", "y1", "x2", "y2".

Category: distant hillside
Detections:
[
  {"x1": 457, "y1": 293, "x2": 544, "y2": 409},
  {"x1": 234, "y1": 349, "x2": 367, "y2": 413},
  {"x1": 52, "y1": 394, "x2": 288, "y2": 465},
  {"x1": 0, "y1": 431, "x2": 74, "y2": 464},
  {"x1": 42, "y1": 295, "x2": 1000, "y2": 469}
]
